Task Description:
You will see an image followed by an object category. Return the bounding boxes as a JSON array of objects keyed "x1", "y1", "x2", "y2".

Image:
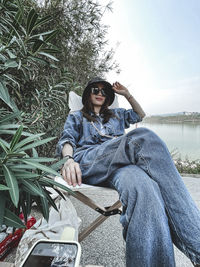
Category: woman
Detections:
[{"x1": 57, "y1": 77, "x2": 200, "y2": 267}]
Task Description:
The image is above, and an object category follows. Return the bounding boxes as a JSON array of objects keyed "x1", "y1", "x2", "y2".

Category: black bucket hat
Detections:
[{"x1": 82, "y1": 77, "x2": 115, "y2": 106}]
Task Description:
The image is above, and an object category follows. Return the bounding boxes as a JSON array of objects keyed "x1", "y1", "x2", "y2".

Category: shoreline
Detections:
[{"x1": 181, "y1": 173, "x2": 200, "y2": 178}]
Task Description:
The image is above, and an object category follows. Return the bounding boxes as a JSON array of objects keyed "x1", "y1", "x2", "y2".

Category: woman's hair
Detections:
[{"x1": 81, "y1": 87, "x2": 115, "y2": 123}]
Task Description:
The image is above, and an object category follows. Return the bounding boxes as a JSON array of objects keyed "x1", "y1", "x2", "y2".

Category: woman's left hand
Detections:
[{"x1": 112, "y1": 82, "x2": 130, "y2": 97}]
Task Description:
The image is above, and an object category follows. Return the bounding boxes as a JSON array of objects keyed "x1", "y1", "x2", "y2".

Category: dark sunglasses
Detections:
[{"x1": 91, "y1": 87, "x2": 107, "y2": 97}]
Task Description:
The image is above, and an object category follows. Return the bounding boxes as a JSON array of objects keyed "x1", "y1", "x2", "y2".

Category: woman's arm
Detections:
[
  {"x1": 112, "y1": 82, "x2": 146, "y2": 118},
  {"x1": 61, "y1": 143, "x2": 82, "y2": 186}
]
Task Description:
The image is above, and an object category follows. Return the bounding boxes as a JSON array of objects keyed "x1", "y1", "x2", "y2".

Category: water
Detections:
[{"x1": 128, "y1": 122, "x2": 200, "y2": 161}]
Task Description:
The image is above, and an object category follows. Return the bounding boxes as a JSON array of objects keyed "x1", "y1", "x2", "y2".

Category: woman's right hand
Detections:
[{"x1": 61, "y1": 159, "x2": 82, "y2": 186}]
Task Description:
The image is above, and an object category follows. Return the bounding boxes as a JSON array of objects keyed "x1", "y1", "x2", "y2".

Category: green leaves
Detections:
[
  {"x1": 26, "y1": 9, "x2": 38, "y2": 35},
  {"x1": 4, "y1": 59, "x2": 18, "y2": 68},
  {"x1": 3, "y1": 165, "x2": 19, "y2": 207},
  {"x1": 38, "y1": 52, "x2": 59, "y2": 62},
  {"x1": 21, "y1": 160, "x2": 60, "y2": 177},
  {"x1": 10, "y1": 125, "x2": 23, "y2": 150},
  {"x1": 4, "y1": 209, "x2": 25, "y2": 228},
  {"x1": 0, "y1": 81, "x2": 18, "y2": 112},
  {"x1": 0, "y1": 114, "x2": 64, "y2": 228},
  {"x1": 0, "y1": 0, "x2": 118, "y2": 229},
  {"x1": 16, "y1": 136, "x2": 56, "y2": 152},
  {"x1": 26, "y1": 10, "x2": 52, "y2": 35},
  {"x1": 0, "y1": 184, "x2": 9, "y2": 190}
]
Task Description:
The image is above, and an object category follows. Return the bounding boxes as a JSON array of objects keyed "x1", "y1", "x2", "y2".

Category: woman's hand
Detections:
[
  {"x1": 61, "y1": 159, "x2": 82, "y2": 187},
  {"x1": 112, "y1": 82, "x2": 130, "y2": 98}
]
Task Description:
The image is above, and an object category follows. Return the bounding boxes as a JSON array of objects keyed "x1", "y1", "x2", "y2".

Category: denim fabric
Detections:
[
  {"x1": 75, "y1": 128, "x2": 200, "y2": 266},
  {"x1": 56, "y1": 108, "x2": 141, "y2": 156},
  {"x1": 57, "y1": 110, "x2": 200, "y2": 266}
]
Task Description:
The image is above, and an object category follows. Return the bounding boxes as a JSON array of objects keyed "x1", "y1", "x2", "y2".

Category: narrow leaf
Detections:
[
  {"x1": 34, "y1": 15, "x2": 52, "y2": 28},
  {"x1": 0, "y1": 124, "x2": 24, "y2": 130},
  {"x1": 14, "y1": 172, "x2": 41, "y2": 179},
  {"x1": 38, "y1": 52, "x2": 59, "y2": 62},
  {"x1": 23, "y1": 157, "x2": 56, "y2": 162},
  {"x1": 0, "y1": 111, "x2": 21, "y2": 124},
  {"x1": 17, "y1": 137, "x2": 55, "y2": 152},
  {"x1": 32, "y1": 39, "x2": 45, "y2": 53},
  {"x1": 0, "y1": 184, "x2": 10, "y2": 190},
  {"x1": 4, "y1": 59, "x2": 18, "y2": 68},
  {"x1": 44, "y1": 29, "x2": 59, "y2": 43},
  {"x1": 26, "y1": 9, "x2": 38, "y2": 35},
  {"x1": 10, "y1": 125, "x2": 23, "y2": 150},
  {"x1": 13, "y1": 133, "x2": 44, "y2": 150},
  {"x1": 40, "y1": 177, "x2": 74, "y2": 195},
  {"x1": 0, "y1": 138, "x2": 9, "y2": 149},
  {"x1": 30, "y1": 30, "x2": 56, "y2": 38},
  {"x1": 4, "y1": 208, "x2": 25, "y2": 228},
  {"x1": 0, "y1": 139, "x2": 8, "y2": 153},
  {"x1": 44, "y1": 188, "x2": 59, "y2": 210},
  {"x1": 2, "y1": 165, "x2": 19, "y2": 207},
  {"x1": 20, "y1": 180, "x2": 45, "y2": 197},
  {"x1": 40, "y1": 48, "x2": 59, "y2": 54},
  {"x1": 32, "y1": 148, "x2": 38, "y2": 158},
  {"x1": 0, "y1": 81, "x2": 18, "y2": 111},
  {"x1": 0, "y1": 130, "x2": 32, "y2": 136},
  {"x1": 50, "y1": 158, "x2": 67, "y2": 171},
  {"x1": 36, "y1": 182, "x2": 49, "y2": 221},
  {"x1": 11, "y1": 164, "x2": 37, "y2": 170},
  {"x1": 51, "y1": 187, "x2": 66, "y2": 201},
  {"x1": 21, "y1": 160, "x2": 60, "y2": 177},
  {"x1": 0, "y1": 193, "x2": 6, "y2": 225}
]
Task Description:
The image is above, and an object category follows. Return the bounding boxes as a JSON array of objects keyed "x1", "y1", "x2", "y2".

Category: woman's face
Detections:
[{"x1": 90, "y1": 83, "x2": 106, "y2": 107}]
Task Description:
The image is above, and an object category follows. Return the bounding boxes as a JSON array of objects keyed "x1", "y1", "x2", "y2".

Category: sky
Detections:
[{"x1": 102, "y1": 0, "x2": 200, "y2": 115}]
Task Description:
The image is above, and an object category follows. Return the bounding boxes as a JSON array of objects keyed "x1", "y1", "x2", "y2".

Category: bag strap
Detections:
[{"x1": 90, "y1": 121, "x2": 116, "y2": 139}]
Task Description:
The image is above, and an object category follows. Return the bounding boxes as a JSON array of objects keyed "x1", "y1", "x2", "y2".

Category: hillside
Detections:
[{"x1": 143, "y1": 112, "x2": 200, "y2": 123}]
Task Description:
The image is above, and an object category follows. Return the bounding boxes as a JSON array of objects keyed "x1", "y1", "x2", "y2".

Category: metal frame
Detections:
[
  {"x1": 67, "y1": 190, "x2": 122, "y2": 242},
  {"x1": 54, "y1": 176, "x2": 122, "y2": 242}
]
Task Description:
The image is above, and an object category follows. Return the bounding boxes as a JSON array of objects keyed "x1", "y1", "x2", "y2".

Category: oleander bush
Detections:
[
  {"x1": 0, "y1": 110, "x2": 74, "y2": 227},
  {"x1": 0, "y1": 0, "x2": 118, "y2": 227},
  {"x1": 0, "y1": 0, "x2": 118, "y2": 156}
]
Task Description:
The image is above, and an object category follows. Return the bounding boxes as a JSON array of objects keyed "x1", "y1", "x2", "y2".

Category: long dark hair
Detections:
[{"x1": 81, "y1": 88, "x2": 115, "y2": 123}]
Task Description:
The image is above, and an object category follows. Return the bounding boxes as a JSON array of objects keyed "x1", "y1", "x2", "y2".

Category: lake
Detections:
[{"x1": 128, "y1": 122, "x2": 200, "y2": 161}]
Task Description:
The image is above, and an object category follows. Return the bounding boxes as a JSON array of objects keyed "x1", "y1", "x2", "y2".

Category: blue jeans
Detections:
[{"x1": 75, "y1": 128, "x2": 200, "y2": 266}]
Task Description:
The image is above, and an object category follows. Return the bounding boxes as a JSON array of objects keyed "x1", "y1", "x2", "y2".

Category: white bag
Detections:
[{"x1": 14, "y1": 195, "x2": 81, "y2": 266}]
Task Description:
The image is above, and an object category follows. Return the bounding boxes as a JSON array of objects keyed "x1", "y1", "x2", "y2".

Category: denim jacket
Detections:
[{"x1": 56, "y1": 108, "x2": 142, "y2": 156}]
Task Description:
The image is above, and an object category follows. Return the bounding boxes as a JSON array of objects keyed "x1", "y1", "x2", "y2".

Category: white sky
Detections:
[{"x1": 102, "y1": 0, "x2": 200, "y2": 115}]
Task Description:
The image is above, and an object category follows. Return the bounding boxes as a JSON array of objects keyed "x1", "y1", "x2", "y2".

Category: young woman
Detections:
[{"x1": 57, "y1": 77, "x2": 200, "y2": 267}]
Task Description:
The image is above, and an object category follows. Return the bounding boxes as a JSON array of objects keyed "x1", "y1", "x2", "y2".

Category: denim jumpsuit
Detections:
[{"x1": 57, "y1": 108, "x2": 200, "y2": 267}]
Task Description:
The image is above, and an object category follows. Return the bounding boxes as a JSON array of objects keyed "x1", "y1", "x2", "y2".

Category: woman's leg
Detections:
[
  {"x1": 78, "y1": 127, "x2": 200, "y2": 264},
  {"x1": 125, "y1": 128, "x2": 200, "y2": 264},
  {"x1": 108, "y1": 165, "x2": 175, "y2": 267}
]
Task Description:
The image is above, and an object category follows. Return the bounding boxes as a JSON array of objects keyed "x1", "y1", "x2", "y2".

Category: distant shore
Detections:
[{"x1": 143, "y1": 114, "x2": 200, "y2": 124}]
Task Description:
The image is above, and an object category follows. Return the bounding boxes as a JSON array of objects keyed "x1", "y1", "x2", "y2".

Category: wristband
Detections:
[{"x1": 63, "y1": 155, "x2": 74, "y2": 161}]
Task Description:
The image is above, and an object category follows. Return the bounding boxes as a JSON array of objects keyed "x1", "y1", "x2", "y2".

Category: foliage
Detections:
[
  {"x1": 171, "y1": 149, "x2": 200, "y2": 174},
  {"x1": 0, "y1": 0, "x2": 119, "y2": 227},
  {"x1": 0, "y1": 110, "x2": 73, "y2": 227},
  {"x1": 0, "y1": 0, "x2": 118, "y2": 156},
  {"x1": 0, "y1": 1, "x2": 77, "y2": 227},
  {"x1": 0, "y1": 0, "x2": 59, "y2": 108},
  {"x1": 37, "y1": 0, "x2": 119, "y2": 86},
  {"x1": 174, "y1": 159, "x2": 200, "y2": 175}
]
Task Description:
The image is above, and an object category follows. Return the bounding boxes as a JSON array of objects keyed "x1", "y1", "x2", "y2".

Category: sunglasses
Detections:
[{"x1": 91, "y1": 87, "x2": 107, "y2": 97}]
